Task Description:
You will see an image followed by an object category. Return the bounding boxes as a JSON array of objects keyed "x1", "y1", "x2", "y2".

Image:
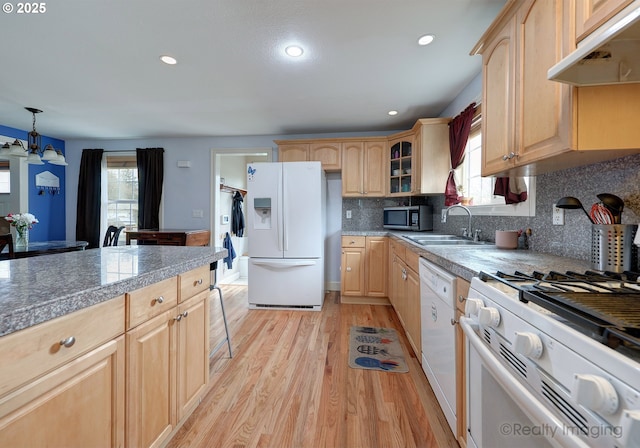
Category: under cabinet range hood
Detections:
[{"x1": 548, "y1": 2, "x2": 640, "y2": 86}]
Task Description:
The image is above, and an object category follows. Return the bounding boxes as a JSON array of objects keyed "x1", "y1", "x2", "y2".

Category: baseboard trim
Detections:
[{"x1": 340, "y1": 295, "x2": 390, "y2": 306}]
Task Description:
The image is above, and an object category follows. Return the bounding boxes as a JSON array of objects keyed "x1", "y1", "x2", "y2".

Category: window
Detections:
[
  {"x1": 0, "y1": 161, "x2": 9, "y2": 194},
  {"x1": 102, "y1": 153, "x2": 138, "y2": 244},
  {"x1": 453, "y1": 111, "x2": 536, "y2": 217}
]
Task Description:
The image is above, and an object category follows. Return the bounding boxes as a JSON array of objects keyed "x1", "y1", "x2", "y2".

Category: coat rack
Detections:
[{"x1": 219, "y1": 183, "x2": 246, "y2": 196}]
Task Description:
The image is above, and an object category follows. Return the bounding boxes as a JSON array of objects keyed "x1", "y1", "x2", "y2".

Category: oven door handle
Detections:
[{"x1": 460, "y1": 317, "x2": 590, "y2": 448}]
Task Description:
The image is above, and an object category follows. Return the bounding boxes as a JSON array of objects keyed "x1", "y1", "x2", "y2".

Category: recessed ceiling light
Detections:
[
  {"x1": 285, "y1": 45, "x2": 304, "y2": 57},
  {"x1": 388, "y1": 110, "x2": 398, "y2": 116},
  {"x1": 418, "y1": 34, "x2": 435, "y2": 46},
  {"x1": 160, "y1": 55, "x2": 177, "y2": 65}
]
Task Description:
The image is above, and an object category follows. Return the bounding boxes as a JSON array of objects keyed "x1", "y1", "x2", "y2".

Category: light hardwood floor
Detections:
[{"x1": 167, "y1": 286, "x2": 459, "y2": 448}]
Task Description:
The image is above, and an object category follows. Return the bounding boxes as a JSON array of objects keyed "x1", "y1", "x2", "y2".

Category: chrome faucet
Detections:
[{"x1": 443, "y1": 204, "x2": 473, "y2": 239}]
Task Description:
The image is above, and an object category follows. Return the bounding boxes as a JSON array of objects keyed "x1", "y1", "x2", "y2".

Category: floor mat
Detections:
[{"x1": 348, "y1": 326, "x2": 409, "y2": 373}]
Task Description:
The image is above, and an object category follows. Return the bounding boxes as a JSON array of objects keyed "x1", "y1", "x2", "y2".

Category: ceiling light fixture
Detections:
[
  {"x1": 285, "y1": 45, "x2": 304, "y2": 57},
  {"x1": 160, "y1": 55, "x2": 178, "y2": 65},
  {"x1": 0, "y1": 108, "x2": 68, "y2": 165},
  {"x1": 388, "y1": 110, "x2": 399, "y2": 116},
  {"x1": 418, "y1": 34, "x2": 435, "y2": 46}
]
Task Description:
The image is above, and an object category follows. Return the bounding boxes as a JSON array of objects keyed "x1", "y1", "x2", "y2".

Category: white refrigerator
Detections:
[{"x1": 246, "y1": 161, "x2": 326, "y2": 310}]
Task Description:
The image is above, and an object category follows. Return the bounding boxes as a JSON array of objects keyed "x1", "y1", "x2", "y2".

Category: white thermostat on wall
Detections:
[{"x1": 221, "y1": 215, "x2": 230, "y2": 224}]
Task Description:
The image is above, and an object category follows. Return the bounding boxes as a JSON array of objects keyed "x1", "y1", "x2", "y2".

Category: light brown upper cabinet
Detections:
[
  {"x1": 413, "y1": 118, "x2": 451, "y2": 195},
  {"x1": 277, "y1": 143, "x2": 309, "y2": 163},
  {"x1": 342, "y1": 139, "x2": 386, "y2": 197},
  {"x1": 387, "y1": 131, "x2": 415, "y2": 196},
  {"x1": 575, "y1": 0, "x2": 634, "y2": 42},
  {"x1": 387, "y1": 119, "x2": 450, "y2": 196},
  {"x1": 310, "y1": 142, "x2": 341, "y2": 171},
  {"x1": 276, "y1": 140, "x2": 341, "y2": 171},
  {"x1": 473, "y1": 0, "x2": 640, "y2": 177}
]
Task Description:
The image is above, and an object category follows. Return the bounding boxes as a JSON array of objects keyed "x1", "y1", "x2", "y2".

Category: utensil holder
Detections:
[{"x1": 591, "y1": 224, "x2": 638, "y2": 272}]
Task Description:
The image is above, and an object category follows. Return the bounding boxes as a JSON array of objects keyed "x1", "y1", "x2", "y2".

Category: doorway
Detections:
[{"x1": 211, "y1": 148, "x2": 272, "y2": 285}]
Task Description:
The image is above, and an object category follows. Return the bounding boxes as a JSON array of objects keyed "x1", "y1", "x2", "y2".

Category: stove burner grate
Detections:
[{"x1": 479, "y1": 270, "x2": 640, "y2": 350}]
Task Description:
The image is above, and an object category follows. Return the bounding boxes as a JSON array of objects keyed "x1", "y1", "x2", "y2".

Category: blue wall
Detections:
[{"x1": 0, "y1": 125, "x2": 66, "y2": 242}]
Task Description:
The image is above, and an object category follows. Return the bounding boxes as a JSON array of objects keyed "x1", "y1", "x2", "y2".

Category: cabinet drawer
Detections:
[
  {"x1": 389, "y1": 239, "x2": 406, "y2": 261},
  {"x1": 179, "y1": 265, "x2": 210, "y2": 302},
  {"x1": 405, "y1": 248, "x2": 420, "y2": 273},
  {"x1": 341, "y1": 236, "x2": 365, "y2": 248},
  {"x1": 0, "y1": 296, "x2": 125, "y2": 398},
  {"x1": 127, "y1": 277, "x2": 178, "y2": 329}
]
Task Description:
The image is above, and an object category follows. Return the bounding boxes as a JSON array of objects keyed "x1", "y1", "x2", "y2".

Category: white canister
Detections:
[{"x1": 495, "y1": 230, "x2": 519, "y2": 249}]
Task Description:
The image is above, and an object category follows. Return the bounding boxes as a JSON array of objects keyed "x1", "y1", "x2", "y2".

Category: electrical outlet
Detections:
[
  {"x1": 552, "y1": 204, "x2": 564, "y2": 225},
  {"x1": 346, "y1": 210, "x2": 352, "y2": 219},
  {"x1": 441, "y1": 209, "x2": 447, "y2": 223},
  {"x1": 192, "y1": 209, "x2": 204, "y2": 218}
]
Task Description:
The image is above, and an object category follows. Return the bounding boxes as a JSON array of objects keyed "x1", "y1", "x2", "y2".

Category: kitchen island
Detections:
[{"x1": 0, "y1": 245, "x2": 227, "y2": 448}]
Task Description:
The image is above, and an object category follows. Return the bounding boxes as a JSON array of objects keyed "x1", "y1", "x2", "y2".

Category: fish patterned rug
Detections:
[{"x1": 348, "y1": 326, "x2": 409, "y2": 373}]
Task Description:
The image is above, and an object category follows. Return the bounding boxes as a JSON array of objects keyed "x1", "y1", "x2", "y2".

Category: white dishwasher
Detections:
[{"x1": 419, "y1": 257, "x2": 457, "y2": 435}]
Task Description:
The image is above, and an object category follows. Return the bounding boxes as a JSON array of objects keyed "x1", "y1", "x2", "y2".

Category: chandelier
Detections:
[{"x1": 0, "y1": 107, "x2": 68, "y2": 166}]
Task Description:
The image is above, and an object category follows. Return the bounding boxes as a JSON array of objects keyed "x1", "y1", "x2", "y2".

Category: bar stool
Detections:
[{"x1": 209, "y1": 261, "x2": 233, "y2": 358}]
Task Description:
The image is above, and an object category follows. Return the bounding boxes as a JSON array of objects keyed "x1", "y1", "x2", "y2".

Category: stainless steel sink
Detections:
[{"x1": 402, "y1": 234, "x2": 494, "y2": 247}]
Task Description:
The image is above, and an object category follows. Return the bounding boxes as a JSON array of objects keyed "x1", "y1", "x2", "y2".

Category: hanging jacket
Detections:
[
  {"x1": 231, "y1": 191, "x2": 245, "y2": 237},
  {"x1": 223, "y1": 232, "x2": 236, "y2": 269}
]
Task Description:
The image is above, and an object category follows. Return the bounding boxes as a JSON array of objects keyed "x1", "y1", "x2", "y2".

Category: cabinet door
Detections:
[
  {"x1": 575, "y1": 0, "x2": 633, "y2": 42},
  {"x1": 0, "y1": 337, "x2": 125, "y2": 448},
  {"x1": 310, "y1": 142, "x2": 341, "y2": 171},
  {"x1": 127, "y1": 309, "x2": 176, "y2": 448},
  {"x1": 455, "y1": 278, "x2": 470, "y2": 446},
  {"x1": 405, "y1": 267, "x2": 421, "y2": 358},
  {"x1": 177, "y1": 291, "x2": 209, "y2": 421},
  {"x1": 341, "y1": 141, "x2": 364, "y2": 196},
  {"x1": 341, "y1": 246, "x2": 365, "y2": 296},
  {"x1": 279, "y1": 144, "x2": 309, "y2": 162},
  {"x1": 364, "y1": 237, "x2": 388, "y2": 297},
  {"x1": 481, "y1": 15, "x2": 517, "y2": 176},
  {"x1": 516, "y1": 0, "x2": 572, "y2": 166},
  {"x1": 388, "y1": 136, "x2": 414, "y2": 196},
  {"x1": 363, "y1": 141, "x2": 386, "y2": 197}
]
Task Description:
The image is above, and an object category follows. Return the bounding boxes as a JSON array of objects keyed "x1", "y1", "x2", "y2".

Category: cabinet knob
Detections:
[
  {"x1": 174, "y1": 314, "x2": 183, "y2": 322},
  {"x1": 59, "y1": 336, "x2": 76, "y2": 348},
  {"x1": 195, "y1": 279, "x2": 203, "y2": 286},
  {"x1": 458, "y1": 295, "x2": 466, "y2": 303},
  {"x1": 346, "y1": 267, "x2": 352, "y2": 272},
  {"x1": 182, "y1": 311, "x2": 189, "y2": 318},
  {"x1": 502, "y1": 152, "x2": 516, "y2": 161},
  {"x1": 450, "y1": 318, "x2": 458, "y2": 326},
  {"x1": 153, "y1": 296, "x2": 165, "y2": 305}
]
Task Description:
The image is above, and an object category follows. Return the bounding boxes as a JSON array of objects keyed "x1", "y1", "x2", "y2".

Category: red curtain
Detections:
[{"x1": 444, "y1": 102, "x2": 476, "y2": 206}]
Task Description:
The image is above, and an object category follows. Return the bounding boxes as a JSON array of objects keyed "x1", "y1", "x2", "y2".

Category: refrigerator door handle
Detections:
[
  {"x1": 251, "y1": 259, "x2": 318, "y2": 269},
  {"x1": 282, "y1": 166, "x2": 288, "y2": 252},
  {"x1": 277, "y1": 167, "x2": 284, "y2": 252}
]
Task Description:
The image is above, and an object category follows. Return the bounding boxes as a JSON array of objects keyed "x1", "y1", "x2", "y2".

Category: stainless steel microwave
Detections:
[{"x1": 383, "y1": 205, "x2": 433, "y2": 231}]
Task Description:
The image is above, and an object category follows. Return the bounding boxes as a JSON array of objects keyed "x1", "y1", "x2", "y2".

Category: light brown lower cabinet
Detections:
[
  {"x1": 0, "y1": 264, "x2": 211, "y2": 448},
  {"x1": 0, "y1": 297, "x2": 126, "y2": 448},
  {"x1": 127, "y1": 279, "x2": 210, "y2": 448},
  {"x1": 341, "y1": 236, "x2": 389, "y2": 304},
  {"x1": 455, "y1": 277, "x2": 470, "y2": 448},
  {"x1": 388, "y1": 239, "x2": 421, "y2": 358}
]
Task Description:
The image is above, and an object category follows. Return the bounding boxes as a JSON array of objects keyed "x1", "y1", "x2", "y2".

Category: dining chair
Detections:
[
  {"x1": 103, "y1": 226, "x2": 125, "y2": 247},
  {"x1": 0, "y1": 233, "x2": 15, "y2": 259}
]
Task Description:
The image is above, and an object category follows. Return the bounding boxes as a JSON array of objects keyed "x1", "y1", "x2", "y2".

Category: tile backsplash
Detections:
[{"x1": 342, "y1": 153, "x2": 640, "y2": 265}]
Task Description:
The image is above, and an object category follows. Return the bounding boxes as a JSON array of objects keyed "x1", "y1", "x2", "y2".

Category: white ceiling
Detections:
[{"x1": 1, "y1": 0, "x2": 505, "y2": 141}]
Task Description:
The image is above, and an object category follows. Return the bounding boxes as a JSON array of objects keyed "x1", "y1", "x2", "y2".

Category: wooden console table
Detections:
[{"x1": 125, "y1": 229, "x2": 211, "y2": 246}]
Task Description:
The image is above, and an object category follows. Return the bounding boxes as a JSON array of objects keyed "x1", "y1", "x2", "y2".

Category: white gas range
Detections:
[{"x1": 462, "y1": 270, "x2": 640, "y2": 448}]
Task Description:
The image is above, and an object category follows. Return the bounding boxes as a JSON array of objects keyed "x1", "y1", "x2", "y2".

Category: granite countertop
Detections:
[
  {"x1": 343, "y1": 230, "x2": 592, "y2": 281},
  {"x1": 0, "y1": 246, "x2": 227, "y2": 337}
]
